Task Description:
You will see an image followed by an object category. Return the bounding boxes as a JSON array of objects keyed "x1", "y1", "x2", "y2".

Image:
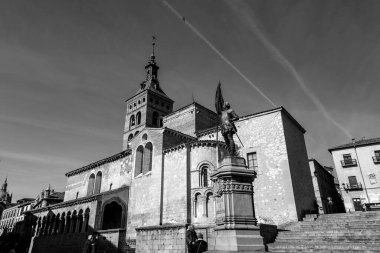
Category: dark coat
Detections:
[
  {"x1": 82, "y1": 238, "x2": 97, "y2": 253},
  {"x1": 186, "y1": 229, "x2": 197, "y2": 245},
  {"x1": 193, "y1": 239, "x2": 208, "y2": 253}
]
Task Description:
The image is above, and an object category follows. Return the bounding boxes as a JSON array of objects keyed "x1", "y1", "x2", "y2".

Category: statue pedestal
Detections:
[{"x1": 210, "y1": 156, "x2": 264, "y2": 252}]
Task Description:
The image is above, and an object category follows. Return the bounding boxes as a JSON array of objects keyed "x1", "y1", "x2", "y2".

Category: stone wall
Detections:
[
  {"x1": 135, "y1": 224, "x2": 186, "y2": 253},
  {"x1": 162, "y1": 147, "x2": 189, "y2": 225},
  {"x1": 198, "y1": 108, "x2": 312, "y2": 225},
  {"x1": 163, "y1": 103, "x2": 218, "y2": 137},
  {"x1": 282, "y1": 111, "x2": 315, "y2": 219},
  {"x1": 126, "y1": 129, "x2": 164, "y2": 239},
  {"x1": 64, "y1": 156, "x2": 132, "y2": 202}
]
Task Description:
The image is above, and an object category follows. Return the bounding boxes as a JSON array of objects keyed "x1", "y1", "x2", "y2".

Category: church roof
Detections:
[
  {"x1": 328, "y1": 137, "x2": 380, "y2": 152},
  {"x1": 65, "y1": 149, "x2": 131, "y2": 177},
  {"x1": 163, "y1": 102, "x2": 217, "y2": 120},
  {"x1": 195, "y1": 106, "x2": 306, "y2": 137}
]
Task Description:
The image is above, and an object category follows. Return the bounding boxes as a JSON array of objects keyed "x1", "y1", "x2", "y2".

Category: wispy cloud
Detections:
[
  {"x1": 162, "y1": 0, "x2": 276, "y2": 107},
  {"x1": 0, "y1": 149, "x2": 80, "y2": 168},
  {"x1": 0, "y1": 114, "x2": 119, "y2": 141},
  {"x1": 226, "y1": 1, "x2": 353, "y2": 139}
]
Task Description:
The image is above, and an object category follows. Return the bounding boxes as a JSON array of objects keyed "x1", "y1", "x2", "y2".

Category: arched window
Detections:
[
  {"x1": 102, "y1": 201, "x2": 124, "y2": 230},
  {"x1": 87, "y1": 174, "x2": 95, "y2": 196},
  {"x1": 135, "y1": 146, "x2": 144, "y2": 177},
  {"x1": 152, "y1": 112, "x2": 159, "y2": 126},
  {"x1": 143, "y1": 142, "x2": 153, "y2": 174},
  {"x1": 159, "y1": 117, "x2": 163, "y2": 127},
  {"x1": 136, "y1": 111, "x2": 141, "y2": 125},
  {"x1": 200, "y1": 166, "x2": 208, "y2": 187},
  {"x1": 76, "y1": 192, "x2": 79, "y2": 199},
  {"x1": 130, "y1": 115, "x2": 135, "y2": 128},
  {"x1": 94, "y1": 171, "x2": 102, "y2": 194},
  {"x1": 206, "y1": 192, "x2": 214, "y2": 219},
  {"x1": 128, "y1": 134, "x2": 133, "y2": 141},
  {"x1": 135, "y1": 131, "x2": 139, "y2": 137}
]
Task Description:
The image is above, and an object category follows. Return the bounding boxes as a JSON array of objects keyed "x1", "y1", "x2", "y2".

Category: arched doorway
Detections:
[{"x1": 102, "y1": 201, "x2": 123, "y2": 230}]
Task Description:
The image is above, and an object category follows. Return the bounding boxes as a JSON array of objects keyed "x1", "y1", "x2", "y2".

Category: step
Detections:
[
  {"x1": 269, "y1": 248, "x2": 380, "y2": 253},
  {"x1": 269, "y1": 242, "x2": 380, "y2": 250},
  {"x1": 275, "y1": 237, "x2": 380, "y2": 243},
  {"x1": 295, "y1": 224, "x2": 380, "y2": 230}
]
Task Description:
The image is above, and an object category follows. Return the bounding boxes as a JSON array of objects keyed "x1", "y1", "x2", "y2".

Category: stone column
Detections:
[
  {"x1": 82, "y1": 213, "x2": 89, "y2": 233},
  {"x1": 201, "y1": 196, "x2": 207, "y2": 217},
  {"x1": 58, "y1": 216, "x2": 65, "y2": 234},
  {"x1": 209, "y1": 156, "x2": 264, "y2": 252}
]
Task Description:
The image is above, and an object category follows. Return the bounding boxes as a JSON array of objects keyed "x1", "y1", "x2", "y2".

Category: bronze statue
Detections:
[
  {"x1": 220, "y1": 102, "x2": 239, "y2": 155},
  {"x1": 215, "y1": 82, "x2": 240, "y2": 156}
]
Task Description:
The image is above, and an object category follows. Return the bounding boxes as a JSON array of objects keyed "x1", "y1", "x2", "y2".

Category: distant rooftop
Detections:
[{"x1": 328, "y1": 137, "x2": 380, "y2": 152}]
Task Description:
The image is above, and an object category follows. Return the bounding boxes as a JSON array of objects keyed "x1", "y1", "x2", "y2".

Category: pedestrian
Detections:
[
  {"x1": 185, "y1": 224, "x2": 197, "y2": 253},
  {"x1": 82, "y1": 233, "x2": 98, "y2": 253},
  {"x1": 193, "y1": 233, "x2": 208, "y2": 253}
]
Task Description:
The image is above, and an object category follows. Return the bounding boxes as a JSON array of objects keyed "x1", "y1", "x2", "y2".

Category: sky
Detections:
[{"x1": 1, "y1": 0, "x2": 380, "y2": 200}]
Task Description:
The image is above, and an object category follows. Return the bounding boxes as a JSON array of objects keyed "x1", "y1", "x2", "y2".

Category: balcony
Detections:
[
  {"x1": 343, "y1": 182, "x2": 363, "y2": 191},
  {"x1": 341, "y1": 159, "x2": 357, "y2": 167},
  {"x1": 373, "y1": 156, "x2": 380, "y2": 164}
]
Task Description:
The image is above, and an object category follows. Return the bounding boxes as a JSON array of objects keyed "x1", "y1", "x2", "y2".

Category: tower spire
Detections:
[{"x1": 152, "y1": 35, "x2": 156, "y2": 58}]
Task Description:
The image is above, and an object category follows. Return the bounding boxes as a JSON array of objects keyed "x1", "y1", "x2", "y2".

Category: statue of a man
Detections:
[{"x1": 220, "y1": 102, "x2": 239, "y2": 156}]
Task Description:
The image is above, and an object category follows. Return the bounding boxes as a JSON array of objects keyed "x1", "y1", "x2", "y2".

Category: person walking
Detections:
[
  {"x1": 193, "y1": 233, "x2": 208, "y2": 253},
  {"x1": 185, "y1": 224, "x2": 197, "y2": 253}
]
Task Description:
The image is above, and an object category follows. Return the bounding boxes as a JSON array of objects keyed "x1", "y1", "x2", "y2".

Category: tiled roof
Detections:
[
  {"x1": 65, "y1": 150, "x2": 131, "y2": 177},
  {"x1": 328, "y1": 137, "x2": 380, "y2": 152}
]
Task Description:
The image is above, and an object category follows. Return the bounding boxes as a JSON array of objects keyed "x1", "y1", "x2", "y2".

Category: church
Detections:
[{"x1": 24, "y1": 45, "x2": 315, "y2": 253}]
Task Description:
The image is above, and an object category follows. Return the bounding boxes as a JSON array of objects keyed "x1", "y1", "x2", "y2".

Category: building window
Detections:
[
  {"x1": 341, "y1": 154, "x2": 357, "y2": 167},
  {"x1": 130, "y1": 115, "x2": 135, "y2": 128},
  {"x1": 76, "y1": 192, "x2": 79, "y2": 199},
  {"x1": 200, "y1": 166, "x2": 209, "y2": 187},
  {"x1": 94, "y1": 171, "x2": 102, "y2": 194},
  {"x1": 135, "y1": 146, "x2": 144, "y2": 177},
  {"x1": 247, "y1": 152, "x2": 258, "y2": 171},
  {"x1": 152, "y1": 112, "x2": 159, "y2": 126},
  {"x1": 128, "y1": 134, "x2": 133, "y2": 141},
  {"x1": 143, "y1": 142, "x2": 153, "y2": 174},
  {"x1": 348, "y1": 176, "x2": 358, "y2": 188},
  {"x1": 135, "y1": 131, "x2": 139, "y2": 137},
  {"x1": 373, "y1": 150, "x2": 380, "y2": 164},
  {"x1": 136, "y1": 111, "x2": 141, "y2": 125},
  {"x1": 87, "y1": 174, "x2": 95, "y2": 196}
]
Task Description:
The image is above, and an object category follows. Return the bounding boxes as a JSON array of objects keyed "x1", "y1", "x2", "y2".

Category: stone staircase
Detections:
[{"x1": 267, "y1": 211, "x2": 380, "y2": 253}]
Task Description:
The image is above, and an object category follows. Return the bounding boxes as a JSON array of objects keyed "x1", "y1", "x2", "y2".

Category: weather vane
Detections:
[{"x1": 152, "y1": 35, "x2": 156, "y2": 56}]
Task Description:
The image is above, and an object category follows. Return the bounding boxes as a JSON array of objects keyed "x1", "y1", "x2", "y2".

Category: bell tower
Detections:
[{"x1": 123, "y1": 38, "x2": 174, "y2": 149}]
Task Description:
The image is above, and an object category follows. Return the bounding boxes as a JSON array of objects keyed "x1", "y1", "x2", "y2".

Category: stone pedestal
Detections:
[{"x1": 209, "y1": 156, "x2": 264, "y2": 252}]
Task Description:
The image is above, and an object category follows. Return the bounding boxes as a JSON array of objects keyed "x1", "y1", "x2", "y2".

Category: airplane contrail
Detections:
[
  {"x1": 226, "y1": 1, "x2": 353, "y2": 139},
  {"x1": 162, "y1": 0, "x2": 277, "y2": 107}
]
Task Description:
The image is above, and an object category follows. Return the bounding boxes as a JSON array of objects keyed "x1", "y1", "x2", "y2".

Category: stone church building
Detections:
[{"x1": 25, "y1": 49, "x2": 315, "y2": 252}]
